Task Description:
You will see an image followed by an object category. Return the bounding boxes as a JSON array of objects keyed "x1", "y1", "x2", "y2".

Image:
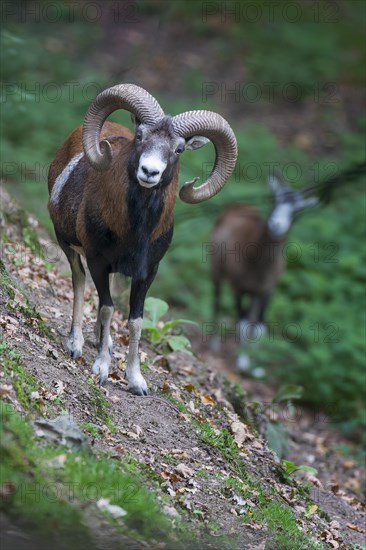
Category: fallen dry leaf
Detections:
[
  {"x1": 0, "y1": 384, "x2": 13, "y2": 398},
  {"x1": 175, "y1": 463, "x2": 194, "y2": 479},
  {"x1": 320, "y1": 530, "x2": 340, "y2": 548},
  {"x1": 171, "y1": 449, "x2": 189, "y2": 459},
  {"x1": 162, "y1": 380, "x2": 172, "y2": 394},
  {"x1": 176, "y1": 364, "x2": 193, "y2": 375},
  {"x1": 200, "y1": 394, "x2": 216, "y2": 406},
  {"x1": 118, "y1": 334, "x2": 129, "y2": 346},
  {"x1": 346, "y1": 523, "x2": 365, "y2": 533},
  {"x1": 305, "y1": 504, "x2": 318, "y2": 517},
  {"x1": 161, "y1": 449, "x2": 189, "y2": 460},
  {"x1": 160, "y1": 471, "x2": 180, "y2": 484},
  {"x1": 124, "y1": 425, "x2": 143, "y2": 440},
  {"x1": 231, "y1": 420, "x2": 254, "y2": 447},
  {"x1": 109, "y1": 370, "x2": 123, "y2": 382}
]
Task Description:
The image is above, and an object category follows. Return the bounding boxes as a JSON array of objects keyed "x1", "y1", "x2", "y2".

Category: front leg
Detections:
[
  {"x1": 126, "y1": 317, "x2": 147, "y2": 395},
  {"x1": 126, "y1": 266, "x2": 158, "y2": 396}
]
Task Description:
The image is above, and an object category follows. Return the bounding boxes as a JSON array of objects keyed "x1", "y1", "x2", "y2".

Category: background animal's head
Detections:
[
  {"x1": 267, "y1": 175, "x2": 319, "y2": 239},
  {"x1": 82, "y1": 84, "x2": 237, "y2": 203}
]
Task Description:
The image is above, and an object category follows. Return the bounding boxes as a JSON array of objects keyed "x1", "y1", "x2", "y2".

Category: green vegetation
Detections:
[
  {"x1": 249, "y1": 501, "x2": 319, "y2": 550},
  {"x1": 0, "y1": 403, "x2": 173, "y2": 546},
  {"x1": 1, "y1": 340, "x2": 43, "y2": 413},
  {"x1": 281, "y1": 460, "x2": 317, "y2": 482},
  {"x1": 87, "y1": 378, "x2": 117, "y2": 433},
  {"x1": 79, "y1": 422, "x2": 102, "y2": 440},
  {"x1": 142, "y1": 296, "x2": 196, "y2": 354},
  {"x1": 1, "y1": 403, "x2": 246, "y2": 549},
  {"x1": 197, "y1": 419, "x2": 322, "y2": 549},
  {"x1": 1, "y1": 1, "x2": 365, "y2": 442}
]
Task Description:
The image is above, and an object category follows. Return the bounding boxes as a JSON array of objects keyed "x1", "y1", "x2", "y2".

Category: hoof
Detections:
[
  {"x1": 236, "y1": 353, "x2": 251, "y2": 373},
  {"x1": 66, "y1": 332, "x2": 84, "y2": 360},
  {"x1": 128, "y1": 385, "x2": 149, "y2": 396},
  {"x1": 92, "y1": 354, "x2": 110, "y2": 385},
  {"x1": 125, "y1": 371, "x2": 148, "y2": 396}
]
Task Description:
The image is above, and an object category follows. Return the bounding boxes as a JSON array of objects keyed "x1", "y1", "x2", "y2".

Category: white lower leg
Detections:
[
  {"x1": 66, "y1": 263, "x2": 85, "y2": 359},
  {"x1": 92, "y1": 305, "x2": 113, "y2": 384},
  {"x1": 236, "y1": 319, "x2": 251, "y2": 372},
  {"x1": 125, "y1": 318, "x2": 148, "y2": 395},
  {"x1": 95, "y1": 308, "x2": 113, "y2": 352}
]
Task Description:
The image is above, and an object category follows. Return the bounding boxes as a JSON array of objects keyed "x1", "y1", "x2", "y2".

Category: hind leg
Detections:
[
  {"x1": 256, "y1": 292, "x2": 271, "y2": 334},
  {"x1": 88, "y1": 259, "x2": 113, "y2": 385},
  {"x1": 58, "y1": 239, "x2": 86, "y2": 359},
  {"x1": 236, "y1": 294, "x2": 262, "y2": 372},
  {"x1": 210, "y1": 278, "x2": 222, "y2": 352}
]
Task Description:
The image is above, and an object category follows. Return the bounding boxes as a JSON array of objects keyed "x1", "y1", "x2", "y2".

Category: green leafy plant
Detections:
[
  {"x1": 142, "y1": 297, "x2": 197, "y2": 355},
  {"x1": 272, "y1": 384, "x2": 304, "y2": 403},
  {"x1": 281, "y1": 460, "x2": 318, "y2": 481},
  {"x1": 266, "y1": 385, "x2": 304, "y2": 459}
]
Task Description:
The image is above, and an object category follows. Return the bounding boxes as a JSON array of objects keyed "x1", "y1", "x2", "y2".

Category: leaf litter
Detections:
[{"x1": 1, "y1": 188, "x2": 365, "y2": 549}]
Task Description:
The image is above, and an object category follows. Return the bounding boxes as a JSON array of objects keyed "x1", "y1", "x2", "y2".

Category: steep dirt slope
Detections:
[{"x1": 0, "y1": 187, "x2": 365, "y2": 549}]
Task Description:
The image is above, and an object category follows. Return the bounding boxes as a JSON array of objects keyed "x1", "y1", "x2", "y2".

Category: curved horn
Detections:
[
  {"x1": 82, "y1": 84, "x2": 165, "y2": 171},
  {"x1": 172, "y1": 111, "x2": 237, "y2": 203}
]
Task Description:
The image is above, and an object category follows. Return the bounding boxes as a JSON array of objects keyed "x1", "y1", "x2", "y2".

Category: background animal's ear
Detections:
[
  {"x1": 185, "y1": 136, "x2": 210, "y2": 150},
  {"x1": 268, "y1": 175, "x2": 283, "y2": 192},
  {"x1": 300, "y1": 196, "x2": 319, "y2": 209},
  {"x1": 131, "y1": 114, "x2": 141, "y2": 129}
]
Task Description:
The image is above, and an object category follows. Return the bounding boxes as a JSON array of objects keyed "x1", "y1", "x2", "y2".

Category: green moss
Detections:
[
  {"x1": 79, "y1": 422, "x2": 101, "y2": 439},
  {"x1": 0, "y1": 341, "x2": 43, "y2": 413},
  {"x1": 86, "y1": 378, "x2": 117, "y2": 433},
  {"x1": 0, "y1": 403, "x2": 172, "y2": 546},
  {"x1": 248, "y1": 501, "x2": 321, "y2": 550},
  {"x1": 0, "y1": 262, "x2": 16, "y2": 301},
  {"x1": 197, "y1": 420, "x2": 323, "y2": 549},
  {"x1": 0, "y1": 403, "x2": 225, "y2": 549},
  {"x1": 0, "y1": 403, "x2": 91, "y2": 546}
]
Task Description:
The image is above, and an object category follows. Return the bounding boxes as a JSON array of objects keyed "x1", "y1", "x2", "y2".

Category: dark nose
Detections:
[{"x1": 142, "y1": 166, "x2": 159, "y2": 178}]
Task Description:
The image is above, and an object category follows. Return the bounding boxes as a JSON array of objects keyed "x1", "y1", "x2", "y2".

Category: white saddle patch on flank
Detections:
[{"x1": 51, "y1": 152, "x2": 84, "y2": 205}]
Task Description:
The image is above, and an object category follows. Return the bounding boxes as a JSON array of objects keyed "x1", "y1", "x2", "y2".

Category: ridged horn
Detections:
[
  {"x1": 82, "y1": 84, "x2": 165, "y2": 171},
  {"x1": 172, "y1": 111, "x2": 237, "y2": 203}
]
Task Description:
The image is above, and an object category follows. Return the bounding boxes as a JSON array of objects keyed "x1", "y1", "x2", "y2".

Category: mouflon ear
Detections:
[
  {"x1": 185, "y1": 135, "x2": 211, "y2": 150},
  {"x1": 298, "y1": 196, "x2": 319, "y2": 210}
]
